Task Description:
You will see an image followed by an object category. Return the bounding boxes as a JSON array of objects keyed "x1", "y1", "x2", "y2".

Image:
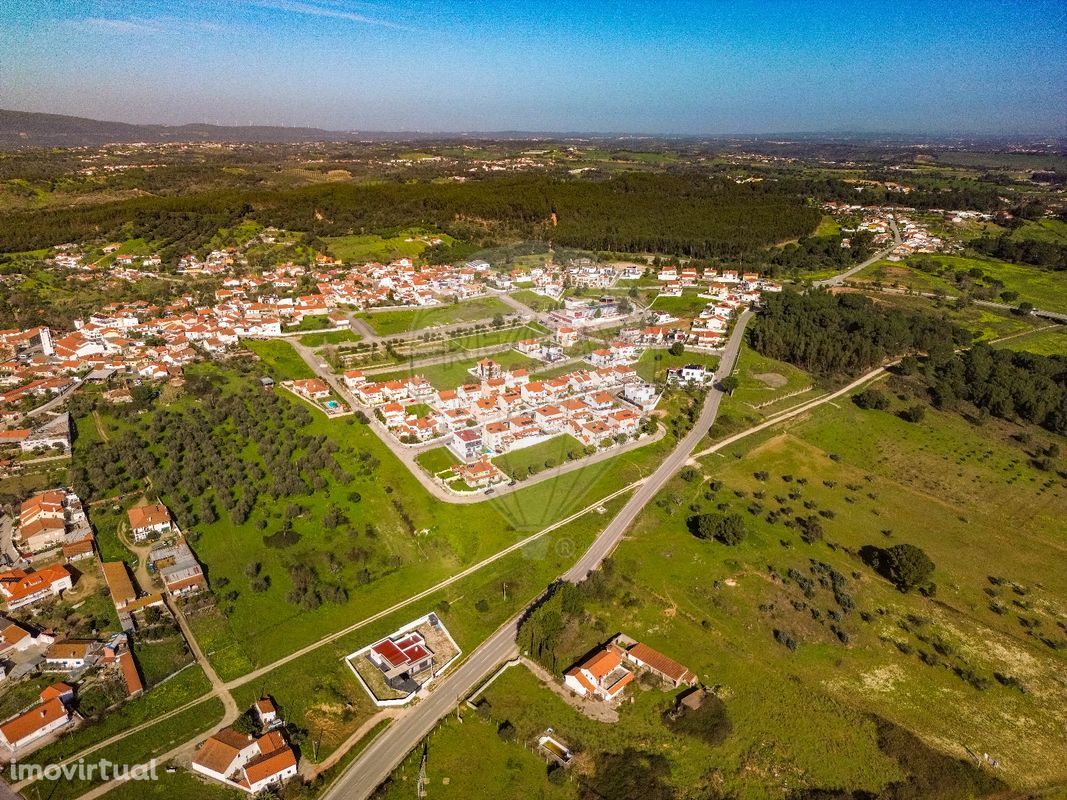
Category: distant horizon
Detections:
[
  {"x1": 3, "y1": 106, "x2": 1064, "y2": 143},
  {"x1": 2, "y1": 1, "x2": 1065, "y2": 137}
]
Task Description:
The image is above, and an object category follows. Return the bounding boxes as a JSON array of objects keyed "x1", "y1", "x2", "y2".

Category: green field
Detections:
[
  {"x1": 510, "y1": 289, "x2": 563, "y2": 312},
  {"x1": 373, "y1": 350, "x2": 540, "y2": 389},
  {"x1": 299, "y1": 328, "x2": 361, "y2": 347},
  {"x1": 416, "y1": 446, "x2": 459, "y2": 476},
  {"x1": 78, "y1": 362, "x2": 696, "y2": 690},
  {"x1": 446, "y1": 323, "x2": 547, "y2": 352},
  {"x1": 728, "y1": 344, "x2": 815, "y2": 409},
  {"x1": 634, "y1": 347, "x2": 720, "y2": 383},
  {"x1": 283, "y1": 313, "x2": 331, "y2": 332},
  {"x1": 993, "y1": 325, "x2": 1067, "y2": 357},
  {"x1": 382, "y1": 392, "x2": 1067, "y2": 798},
  {"x1": 362, "y1": 296, "x2": 513, "y2": 336},
  {"x1": 244, "y1": 338, "x2": 316, "y2": 379},
  {"x1": 650, "y1": 291, "x2": 713, "y2": 318},
  {"x1": 324, "y1": 229, "x2": 451, "y2": 263},
  {"x1": 855, "y1": 254, "x2": 1067, "y2": 314},
  {"x1": 814, "y1": 214, "x2": 842, "y2": 237},
  {"x1": 1009, "y1": 218, "x2": 1067, "y2": 245},
  {"x1": 492, "y1": 434, "x2": 585, "y2": 480},
  {"x1": 28, "y1": 666, "x2": 211, "y2": 765}
]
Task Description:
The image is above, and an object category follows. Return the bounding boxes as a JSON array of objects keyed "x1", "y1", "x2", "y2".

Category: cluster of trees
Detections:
[
  {"x1": 926, "y1": 344, "x2": 1067, "y2": 435},
  {"x1": 969, "y1": 235, "x2": 1067, "y2": 271},
  {"x1": 517, "y1": 568, "x2": 616, "y2": 673},
  {"x1": 0, "y1": 173, "x2": 821, "y2": 263},
  {"x1": 764, "y1": 230, "x2": 875, "y2": 276},
  {"x1": 749, "y1": 290, "x2": 969, "y2": 379},
  {"x1": 687, "y1": 512, "x2": 747, "y2": 545},
  {"x1": 860, "y1": 543, "x2": 936, "y2": 593}
]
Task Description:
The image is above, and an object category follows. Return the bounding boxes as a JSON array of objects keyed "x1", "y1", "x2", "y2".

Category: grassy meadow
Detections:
[
  {"x1": 378, "y1": 383, "x2": 1067, "y2": 799},
  {"x1": 361, "y1": 296, "x2": 513, "y2": 336}
]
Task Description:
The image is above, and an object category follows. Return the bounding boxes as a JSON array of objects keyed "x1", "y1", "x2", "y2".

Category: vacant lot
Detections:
[
  {"x1": 493, "y1": 434, "x2": 586, "y2": 480},
  {"x1": 634, "y1": 348, "x2": 719, "y2": 383},
  {"x1": 324, "y1": 229, "x2": 450, "y2": 263},
  {"x1": 244, "y1": 338, "x2": 316, "y2": 379},
  {"x1": 373, "y1": 350, "x2": 540, "y2": 389},
  {"x1": 362, "y1": 296, "x2": 513, "y2": 336}
]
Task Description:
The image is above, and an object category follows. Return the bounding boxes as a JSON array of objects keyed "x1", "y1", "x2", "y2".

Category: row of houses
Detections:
[{"x1": 347, "y1": 358, "x2": 654, "y2": 471}]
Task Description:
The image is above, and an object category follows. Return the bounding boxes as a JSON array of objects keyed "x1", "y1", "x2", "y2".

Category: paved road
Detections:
[
  {"x1": 322, "y1": 310, "x2": 753, "y2": 800},
  {"x1": 17, "y1": 383, "x2": 78, "y2": 424},
  {"x1": 814, "y1": 216, "x2": 901, "y2": 288}
]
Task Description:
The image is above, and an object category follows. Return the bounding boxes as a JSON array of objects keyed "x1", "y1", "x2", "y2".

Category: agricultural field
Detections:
[
  {"x1": 385, "y1": 390, "x2": 1067, "y2": 798},
  {"x1": 361, "y1": 296, "x2": 514, "y2": 336}
]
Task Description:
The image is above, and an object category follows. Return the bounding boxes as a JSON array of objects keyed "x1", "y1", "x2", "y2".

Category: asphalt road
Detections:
[{"x1": 323, "y1": 309, "x2": 752, "y2": 800}]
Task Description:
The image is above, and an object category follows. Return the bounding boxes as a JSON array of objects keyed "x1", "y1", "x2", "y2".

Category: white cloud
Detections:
[
  {"x1": 247, "y1": 0, "x2": 414, "y2": 31},
  {"x1": 74, "y1": 15, "x2": 223, "y2": 36}
]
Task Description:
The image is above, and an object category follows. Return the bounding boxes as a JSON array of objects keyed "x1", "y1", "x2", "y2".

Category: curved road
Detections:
[
  {"x1": 322, "y1": 310, "x2": 753, "y2": 800},
  {"x1": 814, "y1": 216, "x2": 901, "y2": 288}
]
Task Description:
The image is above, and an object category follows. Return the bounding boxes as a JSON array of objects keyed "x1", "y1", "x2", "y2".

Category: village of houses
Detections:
[{"x1": 0, "y1": 227, "x2": 792, "y2": 793}]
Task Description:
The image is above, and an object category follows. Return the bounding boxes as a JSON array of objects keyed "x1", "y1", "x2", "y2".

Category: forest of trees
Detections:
[
  {"x1": 748, "y1": 290, "x2": 969, "y2": 379},
  {"x1": 926, "y1": 344, "x2": 1067, "y2": 435},
  {"x1": 0, "y1": 173, "x2": 820, "y2": 262}
]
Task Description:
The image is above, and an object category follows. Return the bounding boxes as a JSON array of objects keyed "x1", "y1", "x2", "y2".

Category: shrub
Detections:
[{"x1": 853, "y1": 388, "x2": 890, "y2": 411}]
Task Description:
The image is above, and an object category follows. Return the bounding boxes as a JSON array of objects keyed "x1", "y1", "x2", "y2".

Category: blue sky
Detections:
[{"x1": 2, "y1": 0, "x2": 1065, "y2": 134}]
